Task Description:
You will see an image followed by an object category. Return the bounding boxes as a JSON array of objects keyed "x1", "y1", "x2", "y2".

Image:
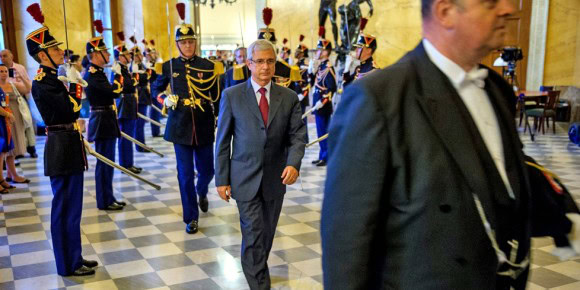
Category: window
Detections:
[{"x1": 91, "y1": 0, "x2": 114, "y2": 51}]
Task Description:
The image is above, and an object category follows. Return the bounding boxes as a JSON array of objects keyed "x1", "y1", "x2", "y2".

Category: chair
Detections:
[{"x1": 524, "y1": 90, "x2": 560, "y2": 135}]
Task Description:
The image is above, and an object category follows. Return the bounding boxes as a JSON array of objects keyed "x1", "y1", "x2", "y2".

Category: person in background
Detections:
[
  {"x1": 143, "y1": 39, "x2": 162, "y2": 138},
  {"x1": 309, "y1": 28, "x2": 336, "y2": 167},
  {"x1": 223, "y1": 47, "x2": 249, "y2": 89},
  {"x1": 0, "y1": 49, "x2": 38, "y2": 158},
  {"x1": 0, "y1": 64, "x2": 30, "y2": 184},
  {"x1": 293, "y1": 36, "x2": 310, "y2": 142},
  {"x1": 0, "y1": 74, "x2": 15, "y2": 194},
  {"x1": 70, "y1": 55, "x2": 89, "y2": 133}
]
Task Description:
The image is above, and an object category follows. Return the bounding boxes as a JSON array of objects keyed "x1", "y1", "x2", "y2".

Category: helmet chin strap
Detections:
[
  {"x1": 98, "y1": 51, "x2": 107, "y2": 66},
  {"x1": 42, "y1": 48, "x2": 59, "y2": 69}
]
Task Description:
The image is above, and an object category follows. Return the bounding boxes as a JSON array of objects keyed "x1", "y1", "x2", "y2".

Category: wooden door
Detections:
[{"x1": 481, "y1": 0, "x2": 532, "y2": 90}]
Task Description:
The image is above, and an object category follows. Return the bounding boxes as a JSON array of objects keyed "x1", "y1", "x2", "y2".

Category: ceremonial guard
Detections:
[
  {"x1": 152, "y1": 3, "x2": 223, "y2": 234},
  {"x1": 342, "y1": 18, "x2": 379, "y2": 87},
  {"x1": 143, "y1": 39, "x2": 163, "y2": 137},
  {"x1": 84, "y1": 20, "x2": 125, "y2": 211},
  {"x1": 112, "y1": 32, "x2": 141, "y2": 174},
  {"x1": 293, "y1": 35, "x2": 310, "y2": 142},
  {"x1": 223, "y1": 47, "x2": 249, "y2": 89},
  {"x1": 279, "y1": 38, "x2": 291, "y2": 63},
  {"x1": 258, "y1": 7, "x2": 301, "y2": 88},
  {"x1": 310, "y1": 27, "x2": 336, "y2": 167},
  {"x1": 130, "y1": 36, "x2": 152, "y2": 152},
  {"x1": 26, "y1": 3, "x2": 97, "y2": 276}
]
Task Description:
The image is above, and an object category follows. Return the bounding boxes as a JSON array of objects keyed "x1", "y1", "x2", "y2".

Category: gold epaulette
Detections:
[
  {"x1": 233, "y1": 64, "x2": 246, "y2": 81},
  {"x1": 154, "y1": 62, "x2": 163, "y2": 75},
  {"x1": 211, "y1": 60, "x2": 225, "y2": 75},
  {"x1": 290, "y1": 65, "x2": 301, "y2": 82},
  {"x1": 88, "y1": 66, "x2": 97, "y2": 74}
]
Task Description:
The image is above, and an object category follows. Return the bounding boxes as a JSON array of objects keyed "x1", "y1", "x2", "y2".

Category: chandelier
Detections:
[{"x1": 190, "y1": 0, "x2": 237, "y2": 9}]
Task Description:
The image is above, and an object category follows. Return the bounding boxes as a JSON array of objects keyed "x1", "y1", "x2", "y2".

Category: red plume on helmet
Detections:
[
  {"x1": 262, "y1": 7, "x2": 273, "y2": 26},
  {"x1": 176, "y1": 3, "x2": 186, "y2": 22},
  {"x1": 93, "y1": 20, "x2": 104, "y2": 34},
  {"x1": 283, "y1": 38, "x2": 288, "y2": 45},
  {"x1": 318, "y1": 26, "x2": 325, "y2": 39},
  {"x1": 299, "y1": 34, "x2": 305, "y2": 42},
  {"x1": 360, "y1": 17, "x2": 368, "y2": 31},
  {"x1": 116, "y1": 31, "x2": 125, "y2": 42},
  {"x1": 26, "y1": 3, "x2": 45, "y2": 24},
  {"x1": 129, "y1": 36, "x2": 137, "y2": 44},
  {"x1": 150, "y1": 40, "x2": 155, "y2": 46},
  {"x1": 142, "y1": 39, "x2": 148, "y2": 45}
]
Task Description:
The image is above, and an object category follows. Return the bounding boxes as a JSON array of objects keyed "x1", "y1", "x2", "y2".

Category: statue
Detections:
[
  {"x1": 319, "y1": 0, "x2": 339, "y2": 49},
  {"x1": 338, "y1": 0, "x2": 373, "y2": 52}
]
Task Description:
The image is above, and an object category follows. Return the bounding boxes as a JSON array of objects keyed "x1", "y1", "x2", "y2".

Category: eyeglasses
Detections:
[{"x1": 250, "y1": 58, "x2": 276, "y2": 65}]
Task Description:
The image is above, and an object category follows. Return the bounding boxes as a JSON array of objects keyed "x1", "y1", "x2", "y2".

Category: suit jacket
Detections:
[
  {"x1": 321, "y1": 43, "x2": 531, "y2": 289},
  {"x1": 215, "y1": 80, "x2": 306, "y2": 201}
]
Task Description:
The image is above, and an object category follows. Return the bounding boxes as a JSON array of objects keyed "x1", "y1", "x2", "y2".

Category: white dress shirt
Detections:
[
  {"x1": 423, "y1": 39, "x2": 514, "y2": 199},
  {"x1": 250, "y1": 77, "x2": 272, "y2": 106}
]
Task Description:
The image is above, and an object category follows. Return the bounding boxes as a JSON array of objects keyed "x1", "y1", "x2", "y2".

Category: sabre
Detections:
[
  {"x1": 138, "y1": 112, "x2": 165, "y2": 127},
  {"x1": 301, "y1": 98, "x2": 329, "y2": 119},
  {"x1": 302, "y1": 107, "x2": 315, "y2": 119},
  {"x1": 120, "y1": 131, "x2": 165, "y2": 157},
  {"x1": 83, "y1": 139, "x2": 161, "y2": 190},
  {"x1": 150, "y1": 103, "x2": 167, "y2": 116},
  {"x1": 306, "y1": 133, "x2": 328, "y2": 148},
  {"x1": 162, "y1": 2, "x2": 176, "y2": 115}
]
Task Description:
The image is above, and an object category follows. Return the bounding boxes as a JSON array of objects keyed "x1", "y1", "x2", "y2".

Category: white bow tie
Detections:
[{"x1": 465, "y1": 68, "x2": 488, "y2": 88}]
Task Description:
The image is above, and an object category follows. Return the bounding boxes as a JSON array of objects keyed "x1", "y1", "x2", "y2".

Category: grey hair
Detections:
[
  {"x1": 247, "y1": 40, "x2": 276, "y2": 60},
  {"x1": 234, "y1": 47, "x2": 247, "y2": 55}
]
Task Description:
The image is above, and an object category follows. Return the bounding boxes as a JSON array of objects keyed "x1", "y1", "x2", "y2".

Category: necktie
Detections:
[
  {"x1": 258, "y1": 87, "x2": 269, "y2": 127},
  {"x1": 465, "y1": 68, "x2": 488, "y2": 88}
]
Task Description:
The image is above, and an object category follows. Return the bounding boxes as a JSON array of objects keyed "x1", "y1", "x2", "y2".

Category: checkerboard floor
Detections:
[{"x1": 0, "y1": 120, "x2": 579, "y2": 289}]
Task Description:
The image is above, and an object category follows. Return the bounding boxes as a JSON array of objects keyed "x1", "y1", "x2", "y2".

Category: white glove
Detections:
[
  {"x1": 164, "y1": 95, "x2": 177, "y2": 107},
  {"x1": 314, "y1": 100, "x2": 323, "y2": 110},
  {"x1": 112, "y1": 62, "x2": 122, "y2": 75},
  {"x1": 131, "y1": 62, "x2": 145, "y2": 74},
  {"x1": 144, "y1": 61, "x2": 153, "y2": 70},
  {"x1": 297, "y1": 93, "x2": 305, "y2": 101},
  {"x1": 57, "y1": 63, "x2": 88, "y2": 87},
  {"x1": 308, "y1": 59, "x2": 320, "y2": 75},
  {"x1": 344, "y1": 54, "x2": 359, "y2": 75}
]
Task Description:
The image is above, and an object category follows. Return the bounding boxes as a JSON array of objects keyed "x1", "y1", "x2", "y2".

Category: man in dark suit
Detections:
[
  {"x1": 322, "y1": 0, "x2": 532, "y2": 289},
  {"x1": 215, "y1": 39, "x2": 306, "y2": 290}
]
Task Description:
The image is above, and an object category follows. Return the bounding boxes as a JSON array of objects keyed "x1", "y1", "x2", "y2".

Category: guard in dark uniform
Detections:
[
  {"x1": 25, "y1": 3, "x2": 97, "y2": 276},
  {"x1": 143, "y1": 39, "x2": 162, "y2": 137},
  {"x1": 84, "y1": 27, "x2": 125, "y2": 211},
  {"x1": 130, "y1": 38, "x2": 152, "y2": 152},
  {"x1": 223, "y1": 47, "x2": 249, "y2": 89},
  {"x1": 151, "y1": 3, "x2": 223, "y2": 234},
  {"x1": 112, "y1": 32, "x2": 141, "y2": 174},
  {"x1": 257, "y1": 8, "x2": 301, "y2": 88},
  {"x1": 280, "y1": 38, "x2": 291, "y2": 63},
  {"x1": 293, "y1": 35, "x2": 310, "y2": 142},
  {"x1": 310, "y1": 28, "x2": 336, "y2": 167},
  {"x1": 342, "y1": 18, "x2": 379, "y2": 87}
]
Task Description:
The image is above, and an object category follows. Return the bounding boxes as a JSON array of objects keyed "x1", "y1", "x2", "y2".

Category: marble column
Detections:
[{"x1": 526, "y1": 0, "x2": 550, "y2": 90}]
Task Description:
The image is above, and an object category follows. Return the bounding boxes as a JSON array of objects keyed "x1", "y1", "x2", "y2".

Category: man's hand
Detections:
[
  {"x1": 281, "y1": 166, "x2": 299, "y2": 185},
  {"x1": 164, "y1": 94, "x2": 178, "y2": 107},
  {"x1": 217, "y1": 185, "x2": 232, "y2": 202}
]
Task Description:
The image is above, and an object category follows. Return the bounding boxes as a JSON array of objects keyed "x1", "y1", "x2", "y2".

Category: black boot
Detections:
[{"x1": 27, "y1": 146, "x2": 38, "y2": 158}]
